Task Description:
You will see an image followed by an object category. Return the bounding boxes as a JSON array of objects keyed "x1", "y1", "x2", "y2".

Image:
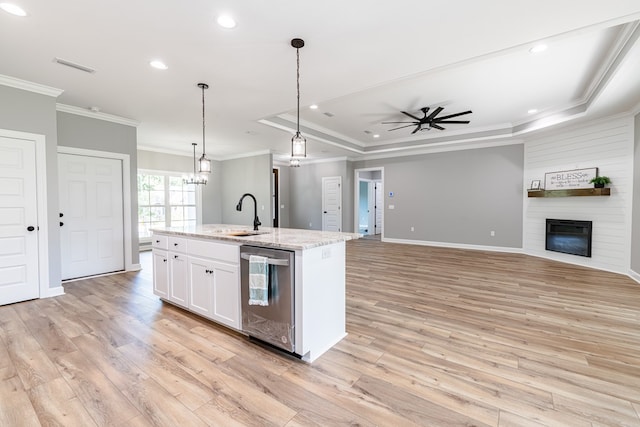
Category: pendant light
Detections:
[
  {"x1": 290, "y1": 38, "x2": 306, "y2": 160},
  {"x1": 289, "y1": 158, "x2": 300, "y2": 167},
  {"x1": 183, "y1": 143, "x2": 208, "y2": 185},
  {"x1": 197, "y1": 82, "x2": 212, "y2": 174}
]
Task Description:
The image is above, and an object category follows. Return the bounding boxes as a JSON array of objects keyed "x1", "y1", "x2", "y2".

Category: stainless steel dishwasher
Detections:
[{"x1": 240, "y1": 245, "x2": 295, "y2": 353}]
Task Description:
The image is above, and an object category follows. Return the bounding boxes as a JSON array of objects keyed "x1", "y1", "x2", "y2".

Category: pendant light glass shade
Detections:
[
  {"x1": 291, "y1": 132, "x2": 306, "y2": 158},
  {"x1": 196, "y1": 83, "x2": 212, "y2": 174},
  {"x1": 183, "y1": 143, "x2": 207, "y2": 185},
  {"x1": 290, "y1": 38, "x2": 306, "y2": 159}
]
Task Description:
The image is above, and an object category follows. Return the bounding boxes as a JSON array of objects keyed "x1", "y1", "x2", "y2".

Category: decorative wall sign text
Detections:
[{"x1": 544, "y1": 167, "x2": 597, "y2": 190}]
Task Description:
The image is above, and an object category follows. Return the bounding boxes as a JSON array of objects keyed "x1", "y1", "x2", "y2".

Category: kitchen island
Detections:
[{"x1": 150, "y1": 224, "x2": 360, "y2": 362}]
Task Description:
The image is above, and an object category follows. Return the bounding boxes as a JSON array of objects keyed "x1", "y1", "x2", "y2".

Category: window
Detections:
[{"x1": 137, "y1": 171, "x2": 198, "y2": 240}]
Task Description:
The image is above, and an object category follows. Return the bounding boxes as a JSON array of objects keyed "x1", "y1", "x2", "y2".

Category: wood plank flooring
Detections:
[{"x1": 1, "y1": 239, "x2": 640, "y2": 426}]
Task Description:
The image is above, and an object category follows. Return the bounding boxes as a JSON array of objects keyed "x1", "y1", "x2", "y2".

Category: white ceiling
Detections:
[{"x1": 1, "y1": 1, "x2": 640, "y2": 162}]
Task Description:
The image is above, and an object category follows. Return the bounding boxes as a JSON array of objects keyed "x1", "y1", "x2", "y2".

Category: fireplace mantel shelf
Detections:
[{"x1": 527, "y1": 188, "x2": 611, "y2": 198}]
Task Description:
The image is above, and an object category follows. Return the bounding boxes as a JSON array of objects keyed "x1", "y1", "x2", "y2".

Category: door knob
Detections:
[
  {"x1": 59, "y1": 212, "x2": 64, "y2": 217},
  {"x1": 323, "y1": 211, "x2": 327, "y2": 214},
  {"x1": 27, "y1": 226, "x2": 35, "y2": 232},
  {"x1": 60, "y1": 222, "x2": 64, "y2": 227}
]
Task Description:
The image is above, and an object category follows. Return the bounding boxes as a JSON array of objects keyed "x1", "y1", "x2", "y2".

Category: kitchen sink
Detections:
[{"x1": 225, "y1": 230, "x2": 270, "y2": 237}]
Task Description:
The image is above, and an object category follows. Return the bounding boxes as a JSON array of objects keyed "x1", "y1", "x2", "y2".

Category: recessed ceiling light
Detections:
[
  {"x1": 529, "y1": 44, "x2": 547, "y2": 54},
  {"x1": 373, "y1": 134, "x2": 380, "y2": 138},
  {"x1": 217, "y1": 15, "x2": 236, "y2": 29},
  {"x1": 528, "y1": 108, "x2": 538, "y2": 114},
  {"x1": 309, "y1": 104, "x2": 318, "y2": 110},
  {"x1": 150, "y1": 60, "x2": 168, "y2": 70},
  {"x1": 0, "y1": 3, "x2": 27, "y2": 16}
]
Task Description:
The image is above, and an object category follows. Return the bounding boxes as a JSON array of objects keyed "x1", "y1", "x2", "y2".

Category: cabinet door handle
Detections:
[
  {"x1": 27, "y1": 226, "x2": 35, "y2": 232},
  {"x1": 174, "y1": 243, "x2": 178, "y2": 246},
  {"x1": 156, "y1": 240, "x2": 160, "y2": 243},
  {"x1": 174, "y1": 255, "x2": 178, "y2": 259},
  {"x1": 163, "y1": 259, "x2": 167, "y2": 263}
]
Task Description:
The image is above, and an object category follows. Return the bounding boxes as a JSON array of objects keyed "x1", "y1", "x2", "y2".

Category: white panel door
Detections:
[
  {"x1": 375, "y1": 182, "x2": 383, "y2": 235},
  {"x1": 0, "y1": 136, "x2": 39, "y2": 305},
  {"x1": 58, "y1": 154, "x2": 124, "y2": 280},
  {"x1": 322, "y1": 176, "x2": 342, "y2": 232}
]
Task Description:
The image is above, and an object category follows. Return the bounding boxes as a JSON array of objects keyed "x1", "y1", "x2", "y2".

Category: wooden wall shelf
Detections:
[{"x1": 527, "y1": 188, "x2": 610, "y2": 198}]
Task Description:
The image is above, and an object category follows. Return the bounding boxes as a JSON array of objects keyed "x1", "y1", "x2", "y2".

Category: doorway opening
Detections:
[
  {"x1": 354, "y1": 168, "x2": 384, "y2": 238},
  {"x1": 272, "y1": 167, "x2": 279, "y2": 227}
]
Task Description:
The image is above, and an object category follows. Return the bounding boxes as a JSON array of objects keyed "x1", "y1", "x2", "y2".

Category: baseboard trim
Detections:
[
  {"x1": 629, "y1": 269, "x2": 640, "y2": 284},
  {"x1": 381, "y1": 237, "x2": 524, "y2": 254},
  {"x1": 41, "y1": 286, "x2": 65, "y2": 298},
  {"x1": 128, "y1": 263, "x2": 142, "y2": 272}
]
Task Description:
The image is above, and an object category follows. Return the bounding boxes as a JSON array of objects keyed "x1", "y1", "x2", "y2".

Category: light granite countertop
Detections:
[{"x1": 151, "y1": 224, "x2": 361, "y2": 250}]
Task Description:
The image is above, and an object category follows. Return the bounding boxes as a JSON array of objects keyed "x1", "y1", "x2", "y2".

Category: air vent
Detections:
[
  {"x1": 323, "y1": 112, "x2": 334, "y2": 117},
  {"x1": 54, "y1": 57, "x2": 96, "y2": 74}
]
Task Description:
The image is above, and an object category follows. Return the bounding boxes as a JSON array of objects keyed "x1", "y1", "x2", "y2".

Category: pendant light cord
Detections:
[
  {"x1": 296, "y1": 47, "x2": 300, "y2": 134},
  {"x1": 201, "y1": 86, "x2": 206, "y2": 154}
]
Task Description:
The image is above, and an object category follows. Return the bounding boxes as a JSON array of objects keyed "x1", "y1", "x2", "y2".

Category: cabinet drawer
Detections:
[
  {"x1": 152, "y1": 234, "x2": 168, "y2": 250},
  {"x1": 169, "y1": 236, "x2": 188, "y2": 252},
  {"x1": 188, "y1": 239, "x2": 239, "y2": 264}
]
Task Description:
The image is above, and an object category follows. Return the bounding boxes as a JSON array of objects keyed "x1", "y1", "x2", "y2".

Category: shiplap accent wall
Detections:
[{"x1": 524, "y1": 115, "x2": 634, "y2": 274}]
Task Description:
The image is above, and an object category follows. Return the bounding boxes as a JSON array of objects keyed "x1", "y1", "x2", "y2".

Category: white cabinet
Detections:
[
  {"x1": 152, "y1": 249, "x2": 168, "y2": 298},
  {"x1": 169, "y1": 252, "x2": 188, "y2": 308},
  {"x1": 210, "y1": 261, "x2": 240, "y2": 329},
  {"x1": 152, "y1": 232, "x2": 240, "y2": 329},
  {"x1": 188, "y1": 257, "x2": 240, "y2": 329}
]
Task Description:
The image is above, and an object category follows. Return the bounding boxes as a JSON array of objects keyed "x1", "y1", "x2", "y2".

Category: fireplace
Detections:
[{"x1": 545, "y1": 219, "x2": 592, "y2": 257}]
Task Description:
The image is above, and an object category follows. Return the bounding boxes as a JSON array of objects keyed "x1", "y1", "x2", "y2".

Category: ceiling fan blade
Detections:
[
  {"x1": 411, "y1": 125, "x2": 422, "y2": 134},
  {"x1": 381, "y1": 121, "x2": 417, "y2": 124},
  {"x1": 387, "y1": 124, "x2": 417, "y2": 131},
  {"x1": 434, "y1": 110, "x2": 472, "y2": 121},
  {"x1": 430, "y1": 124, "x2": 445, "y2": 130},
  {"x1": 401, "y1": 111, "x2": 422, "y2": 121},
  {"x1": 426, "y1": 106, "x2": 443, "y2": 121},
  {"x1": 436, "y1": 120, "x2": 470, "y2": 124}
]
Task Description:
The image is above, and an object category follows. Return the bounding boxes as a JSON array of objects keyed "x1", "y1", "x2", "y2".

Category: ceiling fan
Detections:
[{"x1": 382, "y1": 107, "x2": 472, "y2": 134}]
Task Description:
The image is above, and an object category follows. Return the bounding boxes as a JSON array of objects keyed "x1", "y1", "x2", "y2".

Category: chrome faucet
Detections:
[{"x1": 236, "y1": 193, "x2": 261, "y2": 231}]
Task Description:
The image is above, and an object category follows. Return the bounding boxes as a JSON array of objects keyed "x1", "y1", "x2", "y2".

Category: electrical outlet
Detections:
[
  {"x1": 389, "y1": 204, "x2": 395, "y2": 210},
  {"x1": 410, "y1": 226, "x2": 415, "y2": 232},
  {"x1": 490, "y1": 230, "x2": 495, "y2": 237}
]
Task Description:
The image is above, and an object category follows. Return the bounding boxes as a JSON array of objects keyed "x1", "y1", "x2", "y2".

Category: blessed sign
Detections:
[{"x1": 544, "y1": 168, "x2": 597, "y2": 190}]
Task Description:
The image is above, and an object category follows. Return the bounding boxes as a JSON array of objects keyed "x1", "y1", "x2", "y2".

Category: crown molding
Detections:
[
  {"x1": 56, "y1": 103, "x2": 140, "y2": 127},
  {"x1": 0, "y1": 74, "x2": 63, "y2": 97}
]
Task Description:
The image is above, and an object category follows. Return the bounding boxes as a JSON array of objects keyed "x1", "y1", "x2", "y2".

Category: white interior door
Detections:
[
  {"x1": 59, "y1": 153, "x2": 124, "y2": 280},
  {"x1": 322, "y1": 176, "x2": 342, "y2": 232},
  {"x1": 375, "y1": 182, "x2": 383, "y2": 235},
  {"x1": 0, "y1": 136, "x2": 40, "y2": 305},
  {"x1": 367, "y1": 181, "x2": 375, "y2": 235}
]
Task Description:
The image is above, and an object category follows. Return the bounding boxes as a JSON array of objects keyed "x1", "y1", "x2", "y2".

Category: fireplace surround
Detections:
[{"x1": 545, "y1": 219, "x2": 592, "y2": 257}]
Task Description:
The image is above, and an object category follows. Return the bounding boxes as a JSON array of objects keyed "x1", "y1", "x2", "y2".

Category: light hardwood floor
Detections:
[{"x1": 1, "y1": 239, "x2": 639, "y2": 426}]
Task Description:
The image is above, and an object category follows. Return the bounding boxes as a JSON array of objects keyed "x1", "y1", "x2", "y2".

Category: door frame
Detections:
[
  {"x1": 354, "y1": 167, "x2": 384, "y2": 239},
  {"x1": 57, "y1": 146, "x2": 135, "y2": 272},
  {"x1": 0, "y1": 128, "x2": 55, "y2": 297}
]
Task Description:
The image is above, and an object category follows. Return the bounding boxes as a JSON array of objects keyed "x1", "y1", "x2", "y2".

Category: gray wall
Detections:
[
  {"x1": 0, "y1": 85, "x2": 61, "y2": 288},
  {"x1": 57, "y1": 112, "x2": 139, "y2": 265},
  {"x1": 200, "y1": 160, "x2": 223, "y2": 224},
  {"x1": 220, "y1": 154, "x2": 272, "y2": 228},
  {"x1": 276, "y1": 166, "x2": 290, "y2": 228},
  {"x1": 354, "y1": 144, "x2": 524, "y2": 248},
  {"x1": 289, "y1": 160, "x2": 354, "y2": 232},
  {"x1": 632, "y1": 113, "x2": 640, "y2": 274},
  {"x1": 138, "y1": 149, "x2": 192, "y2": 172}
]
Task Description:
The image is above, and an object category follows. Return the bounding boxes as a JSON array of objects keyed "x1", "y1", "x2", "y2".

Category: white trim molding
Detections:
[
  {"x1": 57, "y1": 103, "x2": 140, "y2": 127},
  {"x1": 629, "y1": 269, "x2": 640, "y2": 285},
  {"x1": 57, "y1": 146, "x2": 135, "y2": 273},
  {"x1": 0, "y1": 74, "x2": 64, "y2": 97},
  {"x1": 383, "y1": 237, "x2": 524, "y2": 254}
]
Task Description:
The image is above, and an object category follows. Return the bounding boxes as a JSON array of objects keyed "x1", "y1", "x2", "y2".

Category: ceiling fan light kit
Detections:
[
  {"x1": 382, "y1": 106, "x2": 472, "y2": 134},
  {"x1": 290, "y1": 37, "x2": 307, "y2": 164}
]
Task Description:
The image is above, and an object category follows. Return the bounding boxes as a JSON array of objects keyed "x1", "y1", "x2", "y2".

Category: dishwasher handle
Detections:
[{"x1": 241, "y1": 253, "x2": 290, "y2": 266}]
